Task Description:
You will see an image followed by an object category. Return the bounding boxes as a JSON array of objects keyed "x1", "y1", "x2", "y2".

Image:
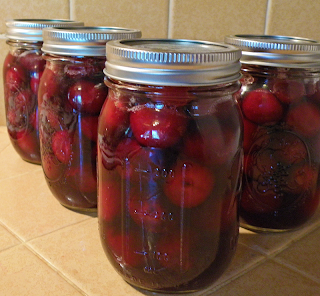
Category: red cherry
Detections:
[
  {"x1": 164, "y1": 160, "x2": 215, "y2": 208},
  {"x1": 42, "y1": 152, "x2": 63, "y2": 181},
  {"x1": 18, "y1": 50, "x2": 46, "y2": 72},
  {"x1": 16, "y1": 130, "x2": 39, "y2": 155},
  {"x1": 51, "y1": 130, "x2": 72, "y2": 164},
  {"x1": 240, "y1": 184, "x2": 282, "y2": 214},
  {"x1": 68, "y1": 164, "x2": 97, "y2": 193},
  {"x1": 128, "y1": 192, "x2": 172, "y2": 233},
  {"x1": 130, "y1": 104, "x2": 188, "y2": 148},
  {"x1": 5, "y1": 65, "x2": 26, "y2": 92},
  {"x1": 272, "y1": 79, "x2": 305, "y2": 104},
  {"x1": 99, "y1": 180, "x2": 121, "y2": 222},
  {"x1": 81, "y1": 115, "x2": 98, "y2": 142},
  {"x1": 286, "y1": 102, "x2": 320, "y2": 137},
  {"x1": 106, "y1": 230, "x2": 143, "y2": 267},
  {"x1": 241, "y1": 88, "x2": 283, "y2": 125},
  {"x1": 30, "y1": 71, "x2": 43, "y2": 94},
  {"x1": 68, "y1": 80, "x2": 108, "y2": 114},
  {"x1": 98, "y1": 93, "x2": 130, "y2": 144},
  {"x1": 38, "y1": 68, "x2": 59, "y2": 100},
  {"x1": 287, "y1": 164, "x2": 318, "y2": 194}
]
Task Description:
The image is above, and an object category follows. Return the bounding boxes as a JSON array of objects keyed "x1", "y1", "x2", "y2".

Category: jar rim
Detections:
[
  {"x1": 225, "y1": 34, "x2": 320, "y2": 68},
  {"x1": 104, "y1": 39, "x2": 242, "y2": 86},
  {"x1": 5, "y1": 19, "x2": 84, "y2": 41},
  {"x1": 41, "y1": 26, "x2": 142, "y2": 56}
]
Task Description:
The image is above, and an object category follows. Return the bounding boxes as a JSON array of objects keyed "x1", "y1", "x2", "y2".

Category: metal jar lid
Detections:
[
  {"x1": 225, "y1": 34, "x2": 320, "y2": 68},
  {"x1": 5, "y1": 19, "x2": 84, "y2": 41},
  {"x1": 42, "y1": 26, "x2": 142, "y2": 57},
  {"x1": 104, "y1": 39, "x2": 242, "y2": 86}
]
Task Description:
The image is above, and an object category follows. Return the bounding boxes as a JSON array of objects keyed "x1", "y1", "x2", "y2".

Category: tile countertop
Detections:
[{"x1": 1, "y1": 126, "x2": 320, "y2": 296}]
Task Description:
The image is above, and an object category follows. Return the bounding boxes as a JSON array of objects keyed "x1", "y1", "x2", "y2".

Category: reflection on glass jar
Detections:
[{"x1": 98, "y1": 39, "x2": 243, "y2": 292}]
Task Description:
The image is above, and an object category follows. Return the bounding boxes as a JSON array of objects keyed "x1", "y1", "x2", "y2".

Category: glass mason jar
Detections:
[
  {"x1": 98, "y1": 39, "x2": 243, "y2": 292},
  {"x1": 3, "y1": 19, "x2": 84, "y2": 164},
  {"x1": 38, "y1": 27, "x2": 141, "y2": 211},
  {"x1": 225, "y1": 35, "x2": 320, "y2": 232}
]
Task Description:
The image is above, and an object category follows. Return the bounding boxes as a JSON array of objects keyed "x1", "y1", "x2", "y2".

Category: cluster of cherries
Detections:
[
  {"x1": 98, "y1": 86, "x2": 241, "y2": 291},
  {"x1": 38, "y1": 57, "x2": 108, "y2": 210},
  {"x1": 3, "y1": 48, "x2": 44, "y2": 163},
  {"x1": 240, "y1": 67, "x2": 320, "y2": 230}
]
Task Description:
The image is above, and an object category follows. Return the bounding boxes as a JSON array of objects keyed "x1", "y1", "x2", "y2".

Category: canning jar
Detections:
[
  {"x1": 38, "y1": 27, "x2": 141, "y2": 211},
  {"x1": 98, "y1": 39, "x2": 243, "y2": 292},
  {"x1": 225, "y1": 35, "x2": 320, "y2": 232},
  {"x1": 3, "y1": 19, "x2": 84, "y2": 164}
]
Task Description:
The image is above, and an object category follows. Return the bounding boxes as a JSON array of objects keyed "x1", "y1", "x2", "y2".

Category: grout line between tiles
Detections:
[
  {"x1": 242, "y1": 218, "x2": 320, "y2": 258},
  {"x1": 271, "y1": 257, "x2": 320, "y2": 285},
  {"x1": 23, "y1": 242, "x2": 88, "y2": 296},
  {"x1": 201, "y1": 256, "x2": 270, "y2": 295},
  {"x1": 0, "y1": 214, "x2": 95, "y2": 244}
]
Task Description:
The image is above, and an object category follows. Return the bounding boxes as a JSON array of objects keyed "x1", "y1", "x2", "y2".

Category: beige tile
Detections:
[
  {"x1": 0, "y1": 0, "x2": 70, "y2": 33},
  {"x1": 169, "y1": 0, "x2": 268, "y2": 42},
  {"x1": 238, "y1": 209, "x2": 320, "y2": 256},
  {"x1": 274, "y1": 226, "x2": 320, "y2": 283},
  {"x1": 202, "y1": 242, "x2": 266, "y2": 292},
  {"x1": 0, "y1": 223, "x2": 20, "y2": 251},
  {"x1": 29, "y1": 219, "x2": 145, "y2": 296},
  {"x1": 72, "y1": 0, "x2": 169, "y2": 38},
  {"x1": 0, "y1": 126, "x2": 10, "y2": 152},
  {"x1": 0, "y1": 38, "x2": 6, "y2": 126},
  {"x1": 0, "y1": 244, "x2": 83, "y2": 296},
  {"x1": 0, "y1": 128, "x2": 42, "y2": 180},
  {"x1": 207, "y1": 261, "x2": 320, "y2": 296},
  {"x1": 266, "y1": 0, "x2": 320, "y2": 41},
  {"x1": 0, "y1": 169, "x2": 91, "y2": 241}
]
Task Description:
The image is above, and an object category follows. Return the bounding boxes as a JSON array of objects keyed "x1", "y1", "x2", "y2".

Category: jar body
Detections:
[
  {"x1": 38, "y1": 55, "x2": 108, "y2": 210},
  {"x1": 3, "y1": 40, "x2": 44, "y2": 164},
  {"x1": 98, "y1": 79, "x2": 242, "y2": 292},
  {"x1": 239, "y1": 64, "x2": 320, "y2": 231}
]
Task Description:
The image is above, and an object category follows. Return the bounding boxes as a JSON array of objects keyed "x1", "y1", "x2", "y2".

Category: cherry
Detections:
[
  {"x1": 5, "y1": 65, "x2": 26, "y2": 92},
  {"x1": 51, "y1": 130, "x2": 72, "y2": 164},
  {"x1": 68, "y1": 80, "x2": 108, "y2": 114},
  {"x1": 241, "y1": 88, "x2": 283, "y2": 125},
  {"x1": 98, "y1": 92, "x2": 129, "y2": 144},
  {"x1": 130, "y1": 104, "x2": 188, "y2": 148},
  {"x1": 67, "y1": 164, "x2": 97, "y2": 193},
  {"x1": 16, "y1": 130, "x2": 39, "y2": 155},
  {"x1": 30, "y1": 71, "x2": 43, "y2": 94},
  {"x1": 18, "y1": 50, "x2": 46, "y2": 72},
  {"x1": 99, "y1": 180, "x2": 121, "y2": 222},
  {"x1": 42, "y1": 152, "x2": 63, "y2": 181},
  {"x1": 287, "y1": 164, "x2": 318, "y2": 194},
  {"x1": 164, "y1": 160, "x2": 215, "y2": 208},
  {"x1": 183, "y1": 124, "x2": 238, "y2": 165},
  {"x1": 38, "y1": 68, "x2": 59, "y2": 100},
  {"x1": 81, "y1": 115, "x2": 98, "y2": 142},
  {"x1": 240, "y1": 183, "x2": 282, "y2": 214},
  {"x1": 3, "y1": 52, "x2": 16, "y2": 73},
  {"x1": 106, "y1": 230, "x2": 143, "y2": 267},
  {"x1": 286, "y1": 101, "x2": 320, "y2": 137},
  {"x1": 272, "y1": 79, "x2": 305, "y2": 104}
]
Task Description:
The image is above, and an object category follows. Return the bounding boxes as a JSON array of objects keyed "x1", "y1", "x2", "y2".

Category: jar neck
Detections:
[
  {"x1": 241, "y1": 63, "x2": 320, "y2": 79},
  {"x1": 6, "y1": 39, "x2": 43, "y2": 50},
  {"x1": 105, "y1": 78, "x2": 241, "y2": 99}
]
